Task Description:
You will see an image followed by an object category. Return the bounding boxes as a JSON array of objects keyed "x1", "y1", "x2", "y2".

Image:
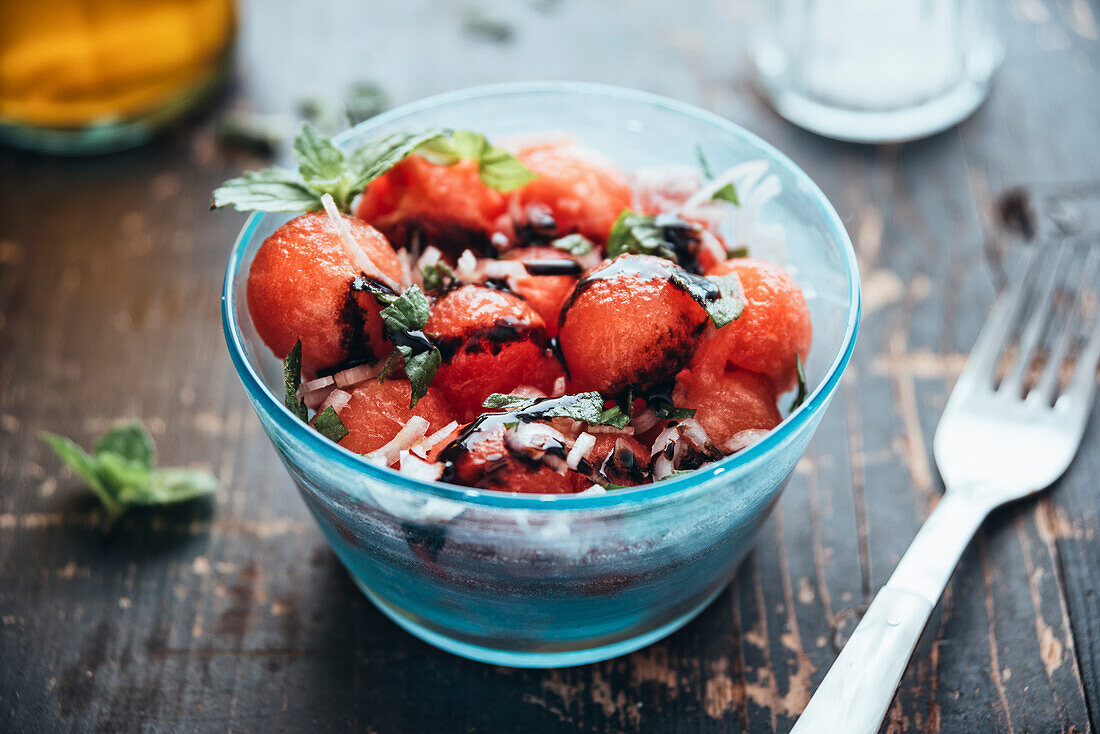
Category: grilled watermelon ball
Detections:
[
  {"x1": 426, "y1": 285, "x2": 565, "y2": 421},
  {"x1": 511, "y1": 141, "x2": 632, "y2": 244},
  {"x1": 356, "y1": 155, "x2": 507, "y2": 256},
  {"x1": 558, "y1": 254, "x2": 709, "y2": 395},
  {"x1": 324, "y1": 380, "x2": 454, "y2": 456},
  {"x1": 502, "y1": 246, "x2": 584, "y2": 337},
  {"x1": 569, "y1": 433, "x2": 652, "y2": 491},
  {"x1": 673, "y1": 366, "x2": 781, "y2": 451},
  {"x1": 438, "y1": 415, "x2": 575, "y2": 493},
  {"x1": 246, "y1": 211, "x2": 403, "y2": 376},
  {"x1": 692, "y1": 258, "x2": 811, "y2": 392}
]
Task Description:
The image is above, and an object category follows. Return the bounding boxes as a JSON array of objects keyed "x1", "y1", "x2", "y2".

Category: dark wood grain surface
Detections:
[{"x1": 2, "y1": 1, "x2": 1098, "y2": 731}]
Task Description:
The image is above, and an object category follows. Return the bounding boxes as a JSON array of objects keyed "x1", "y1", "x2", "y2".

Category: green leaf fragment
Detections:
[
  {"x1": 380, "y1": 285, "x2": 430, "y2": 333},
  {"x1": 283, "y1": 340, "x2": 308, "y2": 421},
  {"x1": 313, "y1": 406, "x2": 349, "y2": 443},
  {"x1": 293, "y1": 122, "x2": 347, "y2": 181},
  {"x1": 211, "y1": 168, "x2": 320, "y2": 213},
  {"x1": 483, "y1": 393, "x2": 538, "y2": 410},
  {"x1": 417, "y1": 130, "x2": 536, "y2": 192},
  {"x1": 711, "y1": 182, "x2": 740, "y2": 205},
  {"x1": 727, "y1": 246, "x2": 749, "y2": 259},
  {"x1": 696, "y1": 145, "x2": 715, "y2": 179},
  {"x1": 702, "y1": 273, "x2": 745, "y2": 329},
  {"x1": 550, "y1": 233, "x2": 594, "y2": 256},
  {"x1": 421, "y1": 262, "x2": 455, "y2": 293},
  {"x1": 399, "y1": 346, "x2": 442, "y2": 408},
  {"x1": 607, "y1": 209, "x2": 676, "y2": 261},
  {"x1": 789, "y1": 355, "x2": 809, "y2": 412},
  {"x1": 94, "y1": 422, "x2": 155, "y2": 468},
  {"x1": 597, "y1": 406, "x2": 631, "y2": 429},
  {"x1": 345, "y1": 82, "x2": 388, "y2": 124},
  {"x1": 39, "y1": 422, "x2": 217, "y2": 524}
]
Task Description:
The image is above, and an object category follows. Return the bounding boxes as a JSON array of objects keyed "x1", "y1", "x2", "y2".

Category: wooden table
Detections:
[{"x1": 2, "y1": 1, "x2": 1098, "y2": 731}]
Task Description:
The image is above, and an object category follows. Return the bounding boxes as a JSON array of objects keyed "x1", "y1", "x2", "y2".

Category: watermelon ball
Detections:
[
  {"x1": 502, "y1": 246, "x2": 583, "y2": 337},
  {"x1": 438, "y1": 415, "x2": 575, "y2": 493},
  {"x1": 692, "y1": 258, "x2": 812, "y2": 392},
  {"x1": 356, "y1": 155, "x2": 507, "y2": 257},
  {"x1": 569, "y1": 433, "x2": 652, "y2": 491},
  {"x1": 321, "y1": 379, "x2": 455, "y2": 457},
  {"x1": 247, "y1": 211, "x2": 403, "y2": 376},
  {"x1": 558, "y1": 254, "x2": 709, "y2": 395},
  {"x1": 511, "y1": 141, "x2": 632, "y2": 244},
  {"x1": 426, "y1": 285, "x2": 565, "y2": 422},
  {"x1": 673, "y1": 366, "x2": 781, "y2": 450}
]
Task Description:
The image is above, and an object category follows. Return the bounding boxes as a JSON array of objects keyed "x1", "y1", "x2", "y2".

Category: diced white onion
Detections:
[
  {"x1": 395, "y1": 247, "x2": 414, "y2": 288},
  {"x1": 491, "y1": 232, "x2": 510, "y2": 249},
  {"x1": 652, "y1": 454, "x2": 675, "y2": 481},
  {"x1": 679, "y1": 418, "x2": 712, "y2": 451},
  {"x1": 721, "y1": 429, "x2": 771, "y2": 454},
  {"x1": 576, "y1": 484, "x2": 607, "y2": 496},
  {"x1": 482, "y1": 260, "x2": 527, "y2": 278},
  {"x1": 298, "y1": 375, "x2": 335, "y2": 396},
  {"x1": 365, "y1": 416, "x2": 430, "y2": 466},
  {"x1": 333, "y1": 363, "x2": 382, "y2": 388},
  {"x1": 456, "y1": 249, "x2": 478, "y2": 278},
  {"x1": 319, "y1": 388, "x2": 352, "y2": 414},
  {"x1": 551, "y1": 377, "x2": 566, "y2": 398},
  {"x1": 398, "y1": 450, "x2": 444, "y2": 481},
  {"x1": 410, "y1": 420, "x2": 460, "y2": 459},
  {"x1": 416, "y1": 245, "x2": 443, "y2": 269},
  {"x1": 302, "y1": 385, "x2": 335, "y2": 412},
  {"x1": 631, "y1": 408, "x2": 658, "y2": 434},
  {"x1": 510, "y1": 384, "x2": 547, "y2": 399},
  {"x1": 566, "y1": 432, "x2": 596, "y2": 470},
  {"x1": 543, "y1": 453, "x2": 569, "y2": 475}
]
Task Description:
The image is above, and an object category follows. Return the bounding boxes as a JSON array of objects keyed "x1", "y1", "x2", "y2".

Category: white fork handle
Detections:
[{"x1": 790, "y1": 490, "x2": 991, "y2": 734}]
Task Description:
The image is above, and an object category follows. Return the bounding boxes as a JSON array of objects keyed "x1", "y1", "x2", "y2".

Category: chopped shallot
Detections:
[
  {"x1": 416, "y1": 245, "x2": 443, "y2": 269},
  {"x1": 587, "y1": 424, "x2": 634, "y2": 435},
  {"x1": 298, "y1": 375, "x2": 335, "y2": 396},
  {"x1": 631, "y1": 407, "x2": 658, "y2": 434},
  {"x1": 566, "y1": 432, "x2": 597, "y2": 469},
  {"x1": 333, "y1": 362, "x2": 382, "y2": 388},
  {"x1": 320, "y1": 194, "x2": 401, "y2": 292},
  {"x1": 364, "y1": 416, "x2": 429, "y2": 466},
  {"x1": 302, "y1": 385, "x2": 335, "y2": 412},
  {"x1": 551, "y1": 376, "x2": 566, "y2": 398},
  {"x1": 319, "y1": 388, "x2": 352, "y2": 414},
  {"x1": 398, "y1": 450, "x2": 444, "y2": 481},
  {"x1": 410, "y1": 420, "x2": 460, "y2": 459},
  {"x1": 456, "y1": 249, "x2": 478, "y2": 279},
  {"x1": 510, "y1": 384, "x2": 547, "y2": 399},
  {"x1": 482, "y1": 260, "x2": 527, "y2": 279},
  {"x1": 721, "y1": 429, "x2": 771, "y2": 454}
]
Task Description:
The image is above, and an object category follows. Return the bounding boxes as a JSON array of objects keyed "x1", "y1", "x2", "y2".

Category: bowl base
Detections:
[{"x1": 351, "y1": 574, "x2": 729, "y2": 669}]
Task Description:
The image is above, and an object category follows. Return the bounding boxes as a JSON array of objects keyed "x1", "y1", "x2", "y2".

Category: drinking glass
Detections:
[{"x1": 751, "y1": 0, "x2": 1004, "y2": 143}]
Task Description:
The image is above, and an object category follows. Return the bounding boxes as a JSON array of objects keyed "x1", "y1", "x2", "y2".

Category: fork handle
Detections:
[{"x1": 790, "y1": 491, "x2": 991, "y2": 734}]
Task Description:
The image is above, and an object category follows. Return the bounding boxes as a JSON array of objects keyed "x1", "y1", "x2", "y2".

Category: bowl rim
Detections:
[{"x1": 221, "y1": 80, "x2": 861, "y2": 511}]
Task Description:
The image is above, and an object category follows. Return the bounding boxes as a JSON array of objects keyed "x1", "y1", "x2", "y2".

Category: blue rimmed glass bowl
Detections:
[{"x1": 222, "y1": 82, "x2": 860, "y2": 668}]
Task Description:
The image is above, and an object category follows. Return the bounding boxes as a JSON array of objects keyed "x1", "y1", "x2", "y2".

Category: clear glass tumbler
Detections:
[{"x1": 751, "y1": 0, "x2": 1004, "y2": 143}]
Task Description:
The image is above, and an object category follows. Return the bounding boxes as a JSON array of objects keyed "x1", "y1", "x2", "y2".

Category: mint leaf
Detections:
[
  {"x1": 283, "y1": 340, "x2": 308, "y2": 421},
  {"x1": 293, "y1": 122, "x2": 346, "y2": 181},
  {"x1": 420, "y1": 262, "x2": 454, "y2": 293},
  {"x1": 607, "y1": 209, "x2": 676, "y2": 260},
  {"x1": 668, "y1": 270, "x2": 743, "y2": 329},
  {"x1": 214, "y1": 127, "x2": 448, "y2": 214},
  {"x1": 399, "y1": 346, "x2": 442, "y2": 408},
  {"x1": 483, "y1": 393, "x2": 538, "y2": 410},
  {"x1": 94, "y1": 422, "x2": 155, "y2": 468},
  {"x1": 348, "y1": 128, "x2": 450, "y2": 192},
  {"x1": 212, "y1": 168, "x2": 320, "y2": 212},
  {"x1": 140, "y1": 468, "x2": 218, "y2": 505},
  {"x1": 378, "y1": 286, "x2": 441, "y2": 407},
  {"x1": 313, "y1": 406, "x2": 349, "y2": 442},
  {"x1": 727, "y1": 246, "x2": 749, "y2": 259},
  {"x1": 597, "y1": 405, "x2": 631, "y2": 429},
  {"x1": 712, "y1": 182, "x2": 740, "y2": 205},
  {"x1": 380, "y1": 285, "x2": 430, "y2": 333},
  {"x1": 789, "y1": 355, "x2": 809, "y2": 412},
  {"x1": 40, "y1": 432, "x2": 119, "y2": 516},
  {"x1": 40, "y1": 422, "x2": 217, "y2": 524},
  {"x1": 418, "y1": 130, "x2": 536, "y2": 192},
  {"x1": 550, "y1": 233, "x2": 594, "y2": 256}
]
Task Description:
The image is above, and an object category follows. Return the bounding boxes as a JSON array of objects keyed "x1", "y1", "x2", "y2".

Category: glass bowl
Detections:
[{"x1": 222, "y1": 82, "x2": 860, "y2": 667}]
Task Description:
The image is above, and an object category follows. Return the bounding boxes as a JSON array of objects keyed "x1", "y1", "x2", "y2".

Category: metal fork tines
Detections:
[{"x1": 791, "y1": 239, "x2": 1100, "y2": 734}]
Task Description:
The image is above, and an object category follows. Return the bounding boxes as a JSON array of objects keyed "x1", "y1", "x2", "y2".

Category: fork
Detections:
[{"x1": 790, "y1": 242, "x2": 1100, "y2": 734}]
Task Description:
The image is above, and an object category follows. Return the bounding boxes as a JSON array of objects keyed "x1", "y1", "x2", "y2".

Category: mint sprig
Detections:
[
  {"x1": 40, "y1": 422, "x2": 217, "y2": 524},
  {"x1": 213, "y1": 124, "x2": 448, "y2": 213},
  {"x1": 418, "y1": 130, "x2": 537, "y2": 192},
  {"x1": 607, "y1": 209, "x2": 675, "y2": 261},
  {"x1": 377, "y1": 285, "x2": 442, "y2": 408}
]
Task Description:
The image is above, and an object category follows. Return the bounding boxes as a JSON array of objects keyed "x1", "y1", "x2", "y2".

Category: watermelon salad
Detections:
[{"x1": 215, "y1": 125, "x2": 811, "y2": 494}]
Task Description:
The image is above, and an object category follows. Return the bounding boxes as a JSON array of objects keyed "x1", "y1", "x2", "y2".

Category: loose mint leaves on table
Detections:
[{"x1": 41, "y1": 421, "x2": 217, "y2": 524}]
